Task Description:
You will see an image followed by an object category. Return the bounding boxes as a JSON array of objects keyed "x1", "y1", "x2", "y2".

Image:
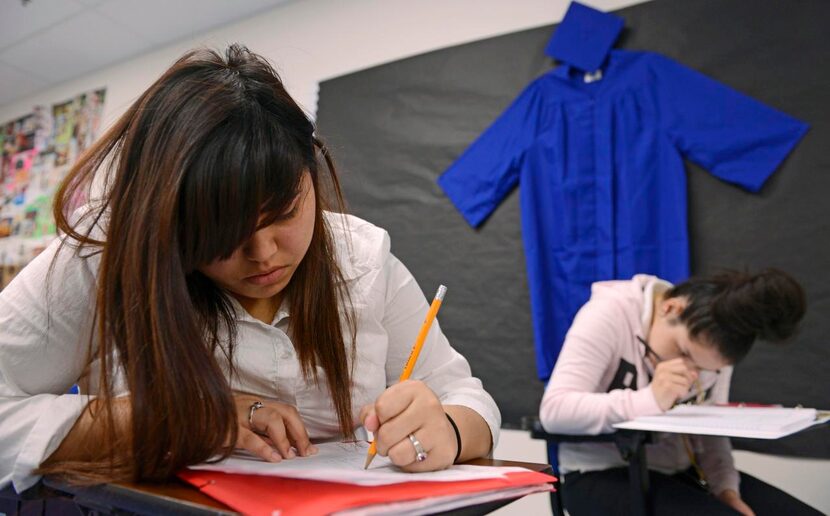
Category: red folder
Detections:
[{"x1": 178, "y1": 468, "x2": 556, "y2": 516}]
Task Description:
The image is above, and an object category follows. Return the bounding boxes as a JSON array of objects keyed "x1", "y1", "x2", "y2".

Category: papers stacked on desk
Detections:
[
  {"x1": 613, "y1": 405, "x2": 821, "y2": 439},
  {"x1": 180, "y1": 441, "x2": 555, "y2": 516}
]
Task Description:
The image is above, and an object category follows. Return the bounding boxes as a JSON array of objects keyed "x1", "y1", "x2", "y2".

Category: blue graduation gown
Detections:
[{"x1": 437, "y1": 49, "x2": 808, "y2": 380}]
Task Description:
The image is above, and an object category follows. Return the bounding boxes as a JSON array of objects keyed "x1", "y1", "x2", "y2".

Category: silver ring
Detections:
[
  {"x1": 408, "y1": 433, "x2": 428, "y2": 462},
  {"x1": 248, "y1": 401, "x2": 264, "y2": 430}
]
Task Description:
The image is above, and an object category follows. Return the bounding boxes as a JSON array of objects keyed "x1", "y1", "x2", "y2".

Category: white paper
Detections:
[
  {"x1": 613, "y1": 405, "x2": 819, "y2": 439},
  {"x1": 189, "y1": 441, "x2": 530, "y2": 486},
  {"x1": 335, "y1": 484, "x2": 553, "y2": 516}
]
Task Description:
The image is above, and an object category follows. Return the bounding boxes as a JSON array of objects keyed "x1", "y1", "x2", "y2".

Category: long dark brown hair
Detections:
[
  {"x1": 666, "y1": 268, "x2": 806, "y2": 363},
  {"x1": 38, "y1": 45, "x2": 356, "y2": 482}
]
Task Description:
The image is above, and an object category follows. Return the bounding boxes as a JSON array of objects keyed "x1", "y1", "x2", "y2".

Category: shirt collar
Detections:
[
  {"x1": 551, "y1": 62, "x2": 574, "y2": 80},
  {"x1": 640, "y1": 276, "x2": 674, "y2": 341},
  {"x1": 549, "y1": 49, "x2": 626, "y2": 84},
  {"x1": 639, "y1": 276, "x2": 672, "y2": 376},
  {"x1": 227, "y1": 294, "x2": 290, "y2": 326}
]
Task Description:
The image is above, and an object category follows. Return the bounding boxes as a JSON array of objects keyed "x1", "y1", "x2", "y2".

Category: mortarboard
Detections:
[{"x1": 545, "y1": 1, "x2": 624, "y2": 71}]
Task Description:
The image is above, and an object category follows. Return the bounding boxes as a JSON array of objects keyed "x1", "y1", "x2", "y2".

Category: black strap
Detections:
[{"x1": 445, "y1": 413, "x2": 462, "y2": 463}]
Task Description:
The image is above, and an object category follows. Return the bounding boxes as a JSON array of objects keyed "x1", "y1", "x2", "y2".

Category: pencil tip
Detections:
[{"x1": 364, "y1": 455, "x2": 373, "y2": 469}]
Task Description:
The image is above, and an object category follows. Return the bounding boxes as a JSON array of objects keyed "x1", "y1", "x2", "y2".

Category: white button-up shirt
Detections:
[{"x1": 0, "y1": 213, "x2": 500, "y2": 492}]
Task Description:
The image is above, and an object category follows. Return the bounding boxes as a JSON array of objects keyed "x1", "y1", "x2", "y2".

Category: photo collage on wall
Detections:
[{"x1": 0, "y1": 88, "x2": 106, "y2": 290}]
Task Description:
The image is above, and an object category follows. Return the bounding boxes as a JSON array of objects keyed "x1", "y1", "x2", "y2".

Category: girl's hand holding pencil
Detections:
[
  {"x1": 360, "y1": 285, "x2": 459, "y2": 472},
  {"x1": 359, "y1": 379, "x2": 459, "y2": 472}
]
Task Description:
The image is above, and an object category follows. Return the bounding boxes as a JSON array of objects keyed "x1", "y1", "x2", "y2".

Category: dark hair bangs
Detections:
[{"x1": 178, "y1": 110, "x2": 313, "y2": 271}]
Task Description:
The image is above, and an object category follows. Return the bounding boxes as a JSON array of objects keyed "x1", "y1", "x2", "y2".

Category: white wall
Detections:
[
  {"x1": 0, "y1": 0, "x2": 647, "y2": 124},
  {"x1": 2, "y1": 1, "x2": 827, "y2": 514}
]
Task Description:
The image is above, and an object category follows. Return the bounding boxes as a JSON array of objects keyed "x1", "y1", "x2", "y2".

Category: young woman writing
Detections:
[
  {"x1": 0, "y1": 45, "x2": 499, "y2": 492},
  {"x1": 540, "y1": 271, "x2": 821, "y2": 515}
]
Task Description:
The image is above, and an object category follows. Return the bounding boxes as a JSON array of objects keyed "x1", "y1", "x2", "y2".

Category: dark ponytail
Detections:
[{"x1": 665, "y1": 269, "x2": 806, "y2": 363}]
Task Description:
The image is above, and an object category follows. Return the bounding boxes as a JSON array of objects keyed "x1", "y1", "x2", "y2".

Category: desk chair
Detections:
[
  {"x1": 0, "y1": 482, "x2": 79, "y2": 516},
  {"x1": 522, "y1": 416, "x2": 653, "y2": 516},
  {"x1": 0, "y1": 386, "x2": 84, "y2": 514}
]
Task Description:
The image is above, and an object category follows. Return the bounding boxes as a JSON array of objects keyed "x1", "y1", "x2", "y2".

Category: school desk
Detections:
[
  {"x1": 1, "y1": 458, "x2": 554, "y2": 516},
  {"x1": 525, "y1": 415, "x2": 829, "y2": 516}
]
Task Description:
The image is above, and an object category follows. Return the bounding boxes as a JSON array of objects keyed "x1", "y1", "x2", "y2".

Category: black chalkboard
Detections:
[{"x1": 317, "y1": 0, "x2": 830, "y2": 457}]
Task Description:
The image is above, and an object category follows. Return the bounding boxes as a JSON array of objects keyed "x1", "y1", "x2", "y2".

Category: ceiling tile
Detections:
[
  {"x1": 0, "y1": 0, "x2": 293, "y2": 107},
  {"x1": 0, "y1": 10, "x2": 152, "y2": 85},
  {"x1": 96, "y1": 0, "x2": 289, "y2": 45},
  {"x1": 0, "y1": 0, "x2": 87, "y2": 51},
  {"x1": 0, "y1": 61, "x2": 48, "y2": 107}
]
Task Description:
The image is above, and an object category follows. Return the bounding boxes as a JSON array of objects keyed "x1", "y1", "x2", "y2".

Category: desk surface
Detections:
[{"x1": 44, "y1": 458, "x2": 554, "y2": 516}]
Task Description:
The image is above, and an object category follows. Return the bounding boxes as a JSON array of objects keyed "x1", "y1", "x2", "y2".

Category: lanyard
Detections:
[{"x1": 637, "y1": 334, "x2": 709, "y2": 489}]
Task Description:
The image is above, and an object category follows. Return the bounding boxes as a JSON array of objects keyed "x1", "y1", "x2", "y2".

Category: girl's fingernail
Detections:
[
  {"x1": 287, "y1": 449, "x2": 297, "y2": 459},
  {"x1": 271, "y1": 452, "x2": 282, "y2": 462}
]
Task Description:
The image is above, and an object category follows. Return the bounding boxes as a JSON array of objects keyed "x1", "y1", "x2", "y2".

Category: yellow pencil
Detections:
[{"x1": 364, "y1": 284, "x2": 447, "y2": 469}]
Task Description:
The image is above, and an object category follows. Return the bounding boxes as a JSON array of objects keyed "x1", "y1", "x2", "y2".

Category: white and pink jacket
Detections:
[{"x1": 540, "y1": 274, "x2": 740, "y2": 495}]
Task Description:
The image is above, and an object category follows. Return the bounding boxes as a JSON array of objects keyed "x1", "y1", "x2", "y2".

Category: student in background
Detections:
[
  {"x1": 0, "y1": 45, "x2": 499, "y2": 492},
  {"x1": 540, "y1": 270, "x2": 821, "y2": 515}
]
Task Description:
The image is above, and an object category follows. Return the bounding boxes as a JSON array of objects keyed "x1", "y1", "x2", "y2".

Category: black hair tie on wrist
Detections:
[{"x1": 445, "y1": 413, "x2": 462, "y2": 464}]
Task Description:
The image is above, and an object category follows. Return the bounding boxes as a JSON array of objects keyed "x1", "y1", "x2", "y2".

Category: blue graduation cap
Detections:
[{"x1": 545, "y1": 1, "x2": 624, "y2": 71}]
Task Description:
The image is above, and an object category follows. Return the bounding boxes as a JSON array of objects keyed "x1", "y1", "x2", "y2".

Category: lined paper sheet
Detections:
[
  {"x1": 190, "y1": 441, "x2": 529, "y2": 485},
  {"x1": 613, "y1": 405, "x2": 819, "y2": 438}
]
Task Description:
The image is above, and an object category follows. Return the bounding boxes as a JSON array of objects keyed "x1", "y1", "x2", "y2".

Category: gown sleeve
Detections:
[
  {"x1": 437, "y1": 80, "x2": 552, "y2": 227},
  {"x1": 652, "y1": 53, "x2": 808, "y2": 192}
]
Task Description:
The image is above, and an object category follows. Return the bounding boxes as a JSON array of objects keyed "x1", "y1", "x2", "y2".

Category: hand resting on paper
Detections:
[
  {"x1": 232, "y1": 393, "x2": 318, "y2": 463},
  {"x1": 360, "y1": 379, "x2": 459, "y2": 472}
]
